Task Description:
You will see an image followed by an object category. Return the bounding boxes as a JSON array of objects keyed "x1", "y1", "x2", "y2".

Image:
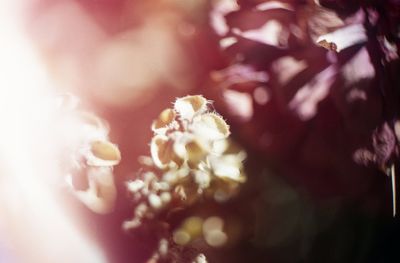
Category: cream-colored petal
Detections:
[
  {"x1": 151, "y1": 108, "x2": 177, "y2": 134},
  {"x1": 186, "y1": 140, "x2": 209, "y2": 168},
  {"x1": 209, "y1": 154, "x2": 246, "y2": 182},
  {"x1": 151, "y1": 135, "x2": 171, "y2": 169},
  {"x1": 172, "y1": 132, "x2": 191, "y2": 160},
  {"x1": 74, "y1": 167, "x2": 116, "y2": 214},
  {"x1": 191, "y1": 112, "x2": 230, "y2": 141},
  {"x1": 212, "y1": 139, "x2": 229, "y2": 155},
  {"x1": 87, "y1": 140, "x2": 121, "y2": 166},
  {"x1": 174, "y1": 95, "x2": 208, "y2": 120}
]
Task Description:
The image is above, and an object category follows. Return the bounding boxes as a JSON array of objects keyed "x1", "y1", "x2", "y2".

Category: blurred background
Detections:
[{"x1": 0, "y1": 0, "x2": 400, "y2": 262}]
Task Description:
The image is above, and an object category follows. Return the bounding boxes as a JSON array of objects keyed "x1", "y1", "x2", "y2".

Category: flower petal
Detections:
[
  {"x1": 151, "y1": 135, "x2": 173, "y2": 169},
  {"x1": 151, "y1": 135, "x2": 183, "y2": 169},
  {"x1": 186, "y1": 139, "x2": 209, "y2": 167},
  {"x1": 174, "y1": 95, "x2": 208, "y2": 120},
  {"x1": 192, "y1": 112, "x2": 230, "y2": 141},
  {"x1": 88, "y1": 140, "x2": 121, "y2": 166},
  {"x1": 151, "y1": 108, "x2": 177, "y2": 134},
  {"x1": 209, "y1": 154, "x2": 246, "y2": 182}
]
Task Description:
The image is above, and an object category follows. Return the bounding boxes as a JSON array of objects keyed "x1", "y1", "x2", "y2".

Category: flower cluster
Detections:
[
  {"x1": 57, "y1": 94, "x2": 121, "y2": 214},
  {"x1": 123, "y1": 95, "x2": 246, "y2": 262},
  {"x1": 124, "y1": 95, "x2": 246, "y2": 230}
]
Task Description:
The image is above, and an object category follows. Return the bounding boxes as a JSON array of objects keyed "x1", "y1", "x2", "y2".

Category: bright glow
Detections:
[{"x1": 0, "y1": 2, "x2": 107, "y2": 262}]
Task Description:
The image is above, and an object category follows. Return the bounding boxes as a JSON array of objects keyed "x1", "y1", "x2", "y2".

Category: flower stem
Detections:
[{"x1": 391, "y1": 164, "x2": 396, "y2": 217}]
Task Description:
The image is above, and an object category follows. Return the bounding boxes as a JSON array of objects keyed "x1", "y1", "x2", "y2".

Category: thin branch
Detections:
[{"x1": 391, "y1": 164, "x2": 396, "y2": 217}]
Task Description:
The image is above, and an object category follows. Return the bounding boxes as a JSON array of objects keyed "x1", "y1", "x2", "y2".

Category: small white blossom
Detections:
[
  {"x1": 127, "y1": 180, "x2": 145, "y2": 192},
  {"x1": 148, "y1": 193, "x2": 163, "y2": 209},
  {"x1": 174, "y1": 95, "x2": 208, "y2": 120}
]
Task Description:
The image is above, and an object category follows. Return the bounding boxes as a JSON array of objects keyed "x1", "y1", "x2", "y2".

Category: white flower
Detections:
[
  {"x1": 151, "y1": 108, "x2": 178, "y2": 135},
  {"x1": 174, "y1": 95, "x2": 208, "y2": 120},
  {"x1": 86, "y1": 140, "x2": 121, "y2": 166},
  {"x1": 209, "y1": 152, "x2": 246, "y2": 183},
  {"x1": 58, "y1": 95, "x2": 121, "y2": 214},
  {"x1": 191, "y1": 112, "x2": 230, "y2": 141},
  {"x1": 125, "y1": 95, "x2": 246, "y2": 231}
]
